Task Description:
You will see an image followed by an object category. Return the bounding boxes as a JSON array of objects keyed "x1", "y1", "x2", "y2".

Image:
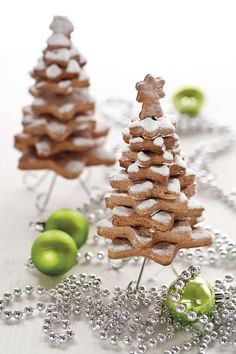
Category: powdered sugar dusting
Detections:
[
  {"x1": 33, "y1": 98, "x2": 46, "y2": 106},
  {"x1": 67, "y1": 59, "x2": 80, "y2": 73},
  {"x1": 97, "y1": 219, "x2": 112, "y2": 228},
  {"x1": 137, "y1": 199, "x2": 157, "y2": 210},
  {"x1": 163, "y1": 150, "x2": 173, "y2": 161},
  {"x1": 174, "y1": 155, "x2": 187, "y2": 169},
  {"x1": 130, "y1": 181, "x2": 153, "y2": 193},
  {"x1": 138, "y1": 151, "x2": 150, "y2": 162},
  {"x1": 150, "y1": 165, "x2": 169, "y2": 176},
  {"x1": 47, "y1": 33, "x2": 70, "y2": 47},
  {"x1": 58, "y1": 103, "x2": 75, "y2": 113},
  {"x1": 188, "y1": 198, "x2": 203, "y2": 210},
  {"x1": 152, "y1": 211, "x2": 172, "y2": 224},
  {"x1": 127, "y1": 161, "x2": 139, "y2": 173},
  {"x1": 113, "y1": 206, "x2": 133, "y2": 217},
  {"x1": 45, "y1": 48, "x2": 70, "y2": 63},
  {"x1": 46, "y1": 64, "x2": 62, "y2": 78},
  {"x1": 153, "y1": 137, "x2": 164, "y2": 147},
  {"x1": 167, "y1": 179, "x2": 180, "y2": 193},
  {"x1": 152, "y1": 243, "x2": 175, "y2": 257}
]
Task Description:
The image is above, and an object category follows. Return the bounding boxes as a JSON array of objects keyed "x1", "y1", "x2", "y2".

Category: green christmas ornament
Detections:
[
  {"x1": 45, "y1": 208, "x2": 89, "y2": 249},
  {"x1": 173, "y1": 86, "x2": 204, "y2": 117},
  {"x1": 166, "y1": 266, "x2": 215, "y2": 323},
  {"x1": 31, "y1": 230, "x2": 77, "y2": 276}
]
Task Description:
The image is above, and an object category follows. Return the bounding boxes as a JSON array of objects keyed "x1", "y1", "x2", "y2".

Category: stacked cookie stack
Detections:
[
  {"x1": 14, "y1": 16, "x2": 115, "y2": 179},
  {"x1": 97, "y1": 75, "x2": 213, "y2": 265}
]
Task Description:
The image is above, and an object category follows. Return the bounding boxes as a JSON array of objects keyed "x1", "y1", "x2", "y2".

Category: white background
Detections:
[{"x1": 0, "y1": 1, "x2": 236, "y2": 353}]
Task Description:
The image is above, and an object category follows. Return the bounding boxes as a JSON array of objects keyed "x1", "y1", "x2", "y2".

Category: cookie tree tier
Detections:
[
  {"x1": 14, "y1": 16, "x2": 115, "y2": 179},
  {"x1": 97, "y1": 74, "x2": 213, "y2": 265}
]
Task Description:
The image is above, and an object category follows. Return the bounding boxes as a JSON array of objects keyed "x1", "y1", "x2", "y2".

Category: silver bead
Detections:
[
  {"x1": 3, "y1": 292, "x2": 12, "y2": 302},
  {"x1": 3, "y1": 310, "x2": 12, "y2": 320},
  {"x1": 13, "y1": 288, "x2": 22, "y2": 297},
  {"x1": 176, "y1": 304, "x2": 186, "y2": 313},
  {"x1": 181, "y1": 271, "x2": 191, "y2": 280},
  {"x1": 13, "y1": 310, "x2": 23, "y2": 320},
  {"x1": 36, "y1": 302, "x2": 46, "y2": 311},
  {"x1": 24, "y1": 306, "x2": 34, "y2": 315},
  {"x1": 123, "y1": 335, "x2": 133, "y2": 345},
  {"x1": 48, "y1": 332, "x2": 57, "y2": 342},
  {"x1": 171, "y1": 293, "x2": 180, "y2": 302},
  {"x1": 109, "y1": 335, "x2": 118, "y2": 345},
  {"x1": 58, "y1": 334, "x2": 68, "y2": 344},
  {"x1": 187, "y1": 311, "x2": 197, "y2": 321},
  {"x1": 25, "y1": 285, "x2": 34, "y2": 295},
  {"x1": 85, "y1": 252, "x2": 93, "y2": 262},
  {"x1": 36, "y1": 286, "x2": 46, "y2": 295}
]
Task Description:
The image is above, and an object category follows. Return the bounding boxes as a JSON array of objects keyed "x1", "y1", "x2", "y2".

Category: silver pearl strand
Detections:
[{"x1": 0, "y1": 266, "x2": 235, "y2": 353}]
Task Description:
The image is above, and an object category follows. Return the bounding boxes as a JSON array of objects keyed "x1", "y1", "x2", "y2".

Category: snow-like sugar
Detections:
[
  {"x1": 152, "y1": 211, "x2": 172, "y2": 224},
  {"x1": 73, "y1": 137, "x2": 91, "y2": 146},
  {"x1": 58, "y1": 103, "x2": 75, "y2": 114},
  {"x1": 152, "y1": 243, "x2": 175, "y2": 257},
  {"x1": 65, "y1": 160, "x2": 85, "y2": 173},
  {"x1": 174, "y1": 154, "x2": 187, "y2": 169},
  {"x1": 110, "y1": 170, "x2": 128, "y2": 181},
  {"x1": 178, "y1": 192, "x2": 188, "y2": 203},
  {"x1": 127, "y1": 161, "x2": 139, "y2": 173},
  {"x1": 122, "y1": 127, "x2": 129, "y2": 136},
  {"x1": 153, "y1": 137, "x2": 164, "y2": 147},
  {"x1": 163, "y1": 150, "x2": 173, "y2": 161},
  {"x1": 130, "y1": 137, "x2": 143, "y2": 144},
  {"x1": 45, "y1": 48, "x2": 70, "y2": 63},
  {"x1": 69, "y1": 45, "x2": 80, "y2": 57},
  {"x1": 137, "y1": 199, "x2": 157, "y2": 210},
  {"x1": 188, "y1": 198, "x2": 203, "y2": 210},
  {"x1": 97, "y1": 219, "x2": 112, "y2": 228},
  {"x1": 185, "y1": 168, "x2": 195, "y2": 176},
  {"x1": 36, "y1": 141, "x2": 50, "y2": 156},
  {"x1": 34, "y1": 58, "x2": 46, "y2": 71},
  {"x1": 46, "y1": 64, "x2": 62, "y2": 78},
  {"x1": 47, "y1": 33, "x2": 71, "y2": 47},
  {"x1": 130, "y1": 181, "x2": 153, "y2": 193},
  {"x1": 109, "y1": 240, "x2": 132, "y2": 253},
  {"x1": 167, "y1": 179, "x2": 180, "y2": 193},
  {"x1": 48, "y1": 121, "x2": 65, "y2": 134},
  {"x1": 150, "y1": 165, "x2": 169, "y2": 176},
  {"x1": 58, "y1": 80, "x2": 71, "y2": 88},
  {"x1": 113, "y1": 206, "x2": 133, "y2": 217},
  {"x1": 138, "y1": 151, "x2": 150, "y2": 162},
  {"x1": 130, "y1": 115, "x2": 175, "y2": 134},
  {"x1": 67, "y1": 59, "x2": 80, "y2": 73},
  {"x1": 33, "y1": 98, "x2": 46, "y2": 106}
]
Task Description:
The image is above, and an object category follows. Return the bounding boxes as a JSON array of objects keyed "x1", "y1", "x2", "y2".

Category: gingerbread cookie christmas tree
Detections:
[
  {"x1": 97, "y1": 74, "x2": 213, "y2": 265},
  {"x1": 14, "y1": 16, "x2": 115, "y2": 179}
]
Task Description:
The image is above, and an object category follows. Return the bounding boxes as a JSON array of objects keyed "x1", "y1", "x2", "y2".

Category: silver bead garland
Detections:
[{"x1": 0, "y1": 266, "x2": 235, "y2": 353}]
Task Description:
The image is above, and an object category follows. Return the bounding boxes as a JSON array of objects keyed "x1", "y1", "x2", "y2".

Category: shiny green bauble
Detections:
[
  {"x1": 31, "y1": 230, "x2": 77, "y2": 276},
  {"x1": 45, "y1": 208, "x2": 89, "y2": 249},
  {"x1": 173, "y1": 86, "x2": 204, "y2": 117},
  {"x1": 166, "y1": 276, "x2": 215, "y2": 323}
]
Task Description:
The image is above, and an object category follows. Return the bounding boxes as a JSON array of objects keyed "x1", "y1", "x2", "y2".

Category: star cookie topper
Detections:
[
  {"x1": 49, "y1": 16, "x2": 74, "y2": 36},
  {"x1": 136, "y1": 74, "x2": 165, "y2": 119}
]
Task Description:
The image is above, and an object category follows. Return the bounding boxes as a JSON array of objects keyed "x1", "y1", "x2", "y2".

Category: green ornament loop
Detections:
[
  {"x1": 31, "y1": 230, "x2": 77, "y2": 276},
  {"x1": 45, "y1": 208, "x2": 89, "y2": 249},
  {"x1": 166, "y1": 274, "x2": 215, "y2": 324},
  {"x1": 173, "y1": 86, "x2": 205, "y2": 117}
]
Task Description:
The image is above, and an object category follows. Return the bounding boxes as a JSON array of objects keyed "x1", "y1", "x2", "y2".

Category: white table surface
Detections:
[{"x1": 1, "y1": 1, "x2": 236, "y2": 353}]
